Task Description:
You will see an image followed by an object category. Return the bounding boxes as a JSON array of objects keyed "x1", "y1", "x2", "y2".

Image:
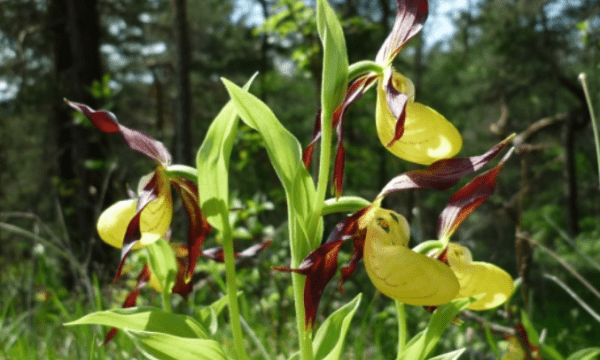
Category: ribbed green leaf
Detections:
[
  {"x1": 398, "y1": 297, "x2": 475, "y2": 360},
  {"x1": 199, "y1": 292, "x2": 240, "y2": 335},
  {"x1": 197, "y1": 75, "x2": 256, "y2": 233},
  {"x1": 222, "y1": 78, "x2": 303, "y2": 196},
  {"x1": 65, "y1": 306, "x2": 209, "y2": 339},
  {"x1": 313, "y1": 293, "x2": 362, "y2": 360},
  {"x1": 124, "y1": 329, "x2": 227, "y2": 360},
  {"x1": 428, "y1": 348, "x2": 466, "y2": 360},
  {"x1": 146, "y1": 238, "x2": 177, "y2": 295},
  {"x1": 316, "y1": 0, "x2": 348, "y2": 115},
  {"x1": 567, "y1": 348, "x2": 600, "y2": 360},
  {"x1": 222, "y1": 78, "x2": 318, "y2": 256}
]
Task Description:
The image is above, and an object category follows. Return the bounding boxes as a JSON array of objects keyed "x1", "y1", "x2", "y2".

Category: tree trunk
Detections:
[
  {"x1": 173, "y1": 0, "x2": 192, "y2": 165},
  {"x1": 50, "y1": 0, "x2": 112, "y2": 285}
]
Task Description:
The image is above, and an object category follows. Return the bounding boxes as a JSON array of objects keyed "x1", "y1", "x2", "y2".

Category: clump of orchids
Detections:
[{"x1": 65, "y1": 0, "x2": 517, "y2": 359}]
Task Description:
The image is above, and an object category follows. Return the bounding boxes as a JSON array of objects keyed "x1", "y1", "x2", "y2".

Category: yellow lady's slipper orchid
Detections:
[
  {"x1": 375, "y1": 70, "x2": 462, "y2": 165},
  {"x1": 280, "y1": 137, "x2": 514, "y2": 327},
  {"x1": 65, "y1": 99, "x2": 212, "y2": 282},
  {"x1": 362, "y1": 207, "x2": 459, "y2": 305},
  {"x1": 97, "y1": 170, "x2": 173, "y2": 249},
  {"x1": 434, "y1": 147, "x2": 515, "y2": 310},
  {"x1": 445, "y1": 243, "x2": 514, "y2": 310}
]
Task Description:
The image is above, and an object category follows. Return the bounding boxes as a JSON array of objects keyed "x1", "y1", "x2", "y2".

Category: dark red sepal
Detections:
[
  {"x1": 170, "y1": 177, "x2": 212, "y2": 281},
  {"x1": 331, "y1": 76, "x2": 376, "y2": 197},
  {"x1": 114, "y1": 174, "x2": 161, "y2": 282},
  {"x1": 437, "y1": 148, "x2": 513, "y2": 239},
  {"x1": 303, "y1": 75, "x2": 376, "y2": 197},
  {"x1": 171, "y1": 258, "x2": 194, "y2": 300},
  {"x1": 377, "y1": 135, "x2": 514, "y2": 199},
  {"x1": 274, "y1": 206, "x2": 371, "y2": 329},
  {"x1": 339, "y1": 227, "x2": 366, "y2": 291},
  {"x1": 65, "y1": 99, "x2": 172, "y2": 166},
  {"x1": 333, "y1": 144, "x2": 346, "y2": 198},
  {"x1": 375, "y1": 0, "x2": 429, "y2": 64},
  {"x1": 383, "y1": 75, "x2": 409, "y2": 147},
  {"x1": 104, "y1": 265, "x2": 151, "y2": 344},
  {"x1": 202, "y1": 239, "x2": 273, "y2": 263},
  {"x1": 303, "y1": 110, "x2": 321, "y2": 169}
]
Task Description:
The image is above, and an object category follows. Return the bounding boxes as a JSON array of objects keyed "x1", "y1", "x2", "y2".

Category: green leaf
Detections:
[
  {"x1": 541, "y1": 344, "x2": 566, "y2": 360},
  {"x1": 221, "y1": 78, "x2": 318, "y2": 257},
  {"x1": 292, "y1": 166, "x2": 322, "y2": 250},
  {"x1": 199, "y1": 292, "x2": 239, "y2": 335},
  {"x1": 567, "y1": 348, "x2": 600, "y2": 360},
  {"x1": 221, "y1": 78, "x2": 304, "y2": 196},
  {"x1": 313, "y1": 293, "x2": 362, "y2": 360},
  {"x1": 316, "y1": 0, "x2": 348, "y2": 115},
  {"x1": 398, "y1": 297, "x2": 476, "y2": 360},
  {"x1": 65, "y1": 306, "x2": 209, "y2": 339},
  {"x1": 483, "y1": 324, "x2": 500, "y2": 358},
  {"x1": 197, "y1": 74, "x2": 256, "y2": 234},
  {"x1": 146, "y1": 238, "x2": 177, "y2": 295},
  {"x1": 427, "y1": 348, "x2": 466, "y2": 360},
  {"x1": 124, "y1": 329, "x2": 227, "y2": 360}
]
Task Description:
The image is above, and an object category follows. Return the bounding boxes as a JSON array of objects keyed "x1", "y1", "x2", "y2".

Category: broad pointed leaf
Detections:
[
  {"x1": 398, "y1": 297, "x2": 475, "y2": 360},
  {"x1": 146, "y1": 238, "x2": 177, "y2": 298},
  {"x1": 124, "y1": 329, "x2": 226, "y2": 360},
  {"x1": 65, "y1": 306, "x2": 209, "y2": 340},
  {"x1": 427, "y1": 348, "x2": 466, "y2": 360},
  {"x1": 313, "y1": 293, "x2": 362, "y2": 360},
  {"x1": 316, "y1": 0, "x2": 349, "y2": 115},
  {"x1": 567, "y1": 348, "x2": 600, "y2": 360},
  {"x1": 197, "y1": 75, "x2": 256, "y2": 234},
  {"x1": 104, "y1": 265, "x2": 151, "y2": 343}
]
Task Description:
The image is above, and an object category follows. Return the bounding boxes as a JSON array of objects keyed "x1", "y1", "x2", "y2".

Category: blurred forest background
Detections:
[{"x1": 1, "y1": 0, "x2": 600, "y2": 358}]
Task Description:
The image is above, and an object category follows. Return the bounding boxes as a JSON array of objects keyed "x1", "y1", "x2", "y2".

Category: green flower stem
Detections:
[
  {"x1": 221, "y1": 216, "x2": 249, "y2": 360},
  {"x1": 287, "y1": 202, "x2": 314, "y2": 360},
  {"x1": 579, "y1": 73, "x2": 600, "y2": 188},
  {"x1": 348, "y1": 60, "x2": 384, "y2": 82},
  {"x1": 165, "y1": 164, "x2": 198, "y2": 182},
  {"x1": 321, "y1": 196, "x2": 372, "y2": 216},
  {"x1": 161, "y1": 289, "x2": 172, "y2": 313},
  {"x1": 395, "y1": 301, "x2": 407, "y2": 358},
  {"x1": 292, "y1": 271, "x2": 313, "y2": 360},
  {"x1": 308, "y1": 107, "x2": 334, "y2": 240}
]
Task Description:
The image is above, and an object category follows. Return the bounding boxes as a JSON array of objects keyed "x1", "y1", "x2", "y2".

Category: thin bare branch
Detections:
[
  {"x1": 543, "y1": 274, "x2": 600, "y2": 324},
  {"x1": 462, "y1": 310, "x2": 516, "y2": 336},
  {"x1": 542, "y1": 213, "x2": 600, "y2": 272},
  {"x1": 523, "y1": 236, "x2": 600, "y2": 301}
]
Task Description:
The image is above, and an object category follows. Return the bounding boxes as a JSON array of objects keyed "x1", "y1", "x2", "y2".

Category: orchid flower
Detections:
[
  {"x1": 278, "y1": 136, "x2": 514, "y2": 328},
  {"x1": 303, "y1": 0, "x2": 462, "y2": 197},
  {"x1": 432, "y1": 147, "x2": 515, "y2": 310},
  {"x1": 65, "y1": 100, "x2": 211, "y2": 282}
]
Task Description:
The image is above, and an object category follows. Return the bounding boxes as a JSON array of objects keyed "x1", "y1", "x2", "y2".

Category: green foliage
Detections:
[
  {"x1": 312, "y1": 293, "x2": 362, "y2": 360},
  {"x1": 65, "y1": 307, "x2": 210, "y2": 339},
  {"x1": 3, "y1": 0, "x2": 600, "y2": 359},
  {"x1": 567, "y1": 347, "x2": 600, "y2": 360},
  {"x1": 124, "y1": 329, "x2": 227, "y2": 360},
  {"x1": 316, "y1": 0, "x2": 349, "y2": 115},
  {"x1": 146, "y1": 238, "x2": 177, "y2": 306},
  {"x1": 397, "y1": 297, "x2": 476, "y2": 360},
  {"x1": 197, "y1": 75, "x2": 256, "y2": 234}
]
